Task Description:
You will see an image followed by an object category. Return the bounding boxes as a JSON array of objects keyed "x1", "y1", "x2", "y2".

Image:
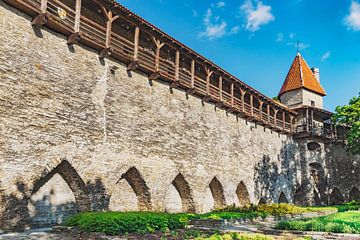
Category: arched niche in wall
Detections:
[
  {"x1": 329, "y1": 187, "x2": 344, "y2": 205},
  {"x1": 278, "y1": 192, "x2": 288, "y2": 203},
  {"x1": 307, "y1": 142, "x2": 321, "y2": 151},
  {"x1": 349, "y1": 187, "x2": 360, "y2": 202},
  {"x1": 294, "y1": 185, "x2": 307, "y2": 206},
  {"x1": 258, "y1": 198, "x2": 267, "y2": 205},
  {"x1": 28, "y1": 160, "x2": 90, "y2": 227},
  {"x1": 236, "y1": 181, "x2": 250, "y2": 206},
  {"x1": 209, "y1": 177, "x2": 226, "y2": 209},
  {"x1": 109, "y1": 167, "x2": 152, "y2": 211},
  {"x1": 309, "y1": 162, "x2": 327, "y2": 205},
  {"x1": 165, "y1": 174, "x2": 195, "y2": 213}
]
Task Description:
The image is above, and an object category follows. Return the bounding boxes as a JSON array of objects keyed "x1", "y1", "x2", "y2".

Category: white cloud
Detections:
[
  {"x1": 276, "y1": 32, "x2": 284, "y2": 42},
  {"x1": 199, "y1": 7, "x2": 238, "y2": 40},
  {"x1": 321, "y1": 51, "x2": 331, "y2": 62},
  {"x1": 217, "y1": 1, "x2": 226, "y2": 8},
  {"x1": 240, "y1": 0, "x2": 275, "y2": 32},
  {"x1": 345, "y1": 1, "x2": 360, "y2": 31},
  {"x1": 289, "y1": 32, "x2": 295, "y2": 39},
  {"x1": 230, "y1": 26, "x2": 240, "y2": 34},
  {"x1": 199, "y1": 8, "x2": 227, "y2": 40}
]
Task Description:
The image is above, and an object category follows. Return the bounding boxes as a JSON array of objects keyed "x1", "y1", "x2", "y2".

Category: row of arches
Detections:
[
  {"x1": 294, "y1": 185, "x2": 360, "y2": 206},
  {"x1": 25, "y1": 161, "x2": 252, "y2": 226}
]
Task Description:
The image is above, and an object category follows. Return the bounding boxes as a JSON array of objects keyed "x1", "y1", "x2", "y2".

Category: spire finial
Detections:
[{"x1": 296, "y1": 41, "x2": 300, "y2": 55}]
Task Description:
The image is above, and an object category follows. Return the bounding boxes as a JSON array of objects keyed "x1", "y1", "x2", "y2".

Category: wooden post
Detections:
[
  {"x1": 282, "y1": 112, "x2": 286, "y2": 131},
  {"x1": 31, "y1": 0, "x2": 49, "y2": 26},
  {"x1": 230, "y1": 82, "x2": 234, "y2": 107},
  {"x1": 290, "y1": 116, "x2": 294, "y2": 133},
  {"x1": 100, "y1": 7, "x2": 119, "y2": 58},
  {"x1": 175, "y1": 50, "x2": 180, "y2": 81},
  {"x1": 191, "y1": 60, "x2": 195, "y2": 88},
  {"x1": 205, "y1": 68, "x2": 213, "y2": 96},
  {"x1": 241, "y1": 90, "x2": 246, "y2": 112},
  {"x1": 67, "y1": 0, "x2": 82, "y2": 45},
  {"x1": 250, "y1": 94, "x2": 254, "y2": 116},
  {"x1": 41, "y1": 0, "x2": 48, "y2": 13},
  {"x1": 267, "y1": 105, "x2": 270, "y2": 124},
  {"x1": 152, "y1": 37, "x2": 165, "y2": 72},
  {"x1": 134, "y1": 27, "x2": 140, "y2": 61},
  {"x1": 74, "y1": 0, "x2": 82, "y2": 32},
  {"x1": 306, "y1": 108, "x2": 309, "y2": 132},
  {"x1": 219, "y1": 76, "x2": 223, "y2": 101},
  {"x1": 127, "y1": 26, "x2": 140, "y2": 70},
  {"x1": 259, "y1": 101, "x2": 263, "y2": 120},
  {"x1": 274, "y1": 109, "x2": 278, "y2": 128}
]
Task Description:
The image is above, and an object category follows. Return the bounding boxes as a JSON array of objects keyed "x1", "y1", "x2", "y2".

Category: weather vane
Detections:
[{"x1": 297, "y1": 41, "x2": 300, "y2": 53}]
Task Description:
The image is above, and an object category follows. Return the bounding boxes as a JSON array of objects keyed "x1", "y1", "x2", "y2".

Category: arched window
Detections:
[
  {"x1": 209, "y1": 177, "x2": 226, "y2": 209},
  {"x1": 28, "y1": 160, "x2": 90, "y2": 227},
  {"x1": 349, "y1": 187, "x2": 360, "y2": 202},
  {"x1": 110, "y1": 167, "x2": 152, "y2": 211},
  {"x1": 165, "y1": 174, "x2": 195, "y2": 213},
  {"x1": 329, "y1": 187, "x2": 344, "y2": 205},
  {"x1": 278, "y1": 192, "x2": 288, "y2": 203},
  {"x1": 236, "y1": 182, "x2": 250, "y2": 206}
]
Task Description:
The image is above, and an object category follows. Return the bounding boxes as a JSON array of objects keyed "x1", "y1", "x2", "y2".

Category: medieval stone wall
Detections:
[{"x1": 0, "y1": 1, "x2": 359, "y2": 229}]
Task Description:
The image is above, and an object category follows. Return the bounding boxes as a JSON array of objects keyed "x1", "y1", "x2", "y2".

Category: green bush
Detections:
[
  {"x1": 65, "y1": 212, "x2": 189, "y2": 235},
  {"x1": 276, "y1": 211, "x2": 360, "y2": 234}
]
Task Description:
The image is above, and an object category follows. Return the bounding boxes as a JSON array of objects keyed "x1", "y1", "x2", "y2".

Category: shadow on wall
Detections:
[
  {"x1": 0, "y1": 160, "x2": 108, "y2": 230},
  {"x1": 254, "y1": 140, "x2": 298, "y2": 204}
]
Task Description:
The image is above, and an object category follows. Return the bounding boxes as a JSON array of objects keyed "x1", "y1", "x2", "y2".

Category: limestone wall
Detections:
[{"x1": 0, "y1": 1, "x2": 359, "y2": 229}]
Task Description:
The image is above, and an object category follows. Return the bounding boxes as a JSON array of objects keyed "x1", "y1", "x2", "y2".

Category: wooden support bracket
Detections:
[
  {"x1": 31, "y1": 13, "x2": 49, "y2": 26},
  {"x1": 67, "y1": 32, "x2": 83, "y2": 45},
  {"x1": 201, "y1": 95, "x2": 211, "y2": 102},
  {"x1": 226, "y1": 107, "x2": 235, "y2": 114},
  {"x1": 186, "y1": 88, "x2": 195, "y2": 95},
  {"x1": 127, "y1": 61, "x2": 139, "y2": 71},
  {"x1": 170, "y1": 80, "x2": 180, "y2": 89},
  {"x1": 99, "y1": 48, "x2": 112, "y2": 59},
  {"x1": 149, "y1": 71, "x2": 160, "y2": 80}
]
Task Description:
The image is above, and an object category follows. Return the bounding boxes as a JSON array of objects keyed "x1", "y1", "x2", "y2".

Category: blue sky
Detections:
[{"x1": 120, "y1": 0, "x2": 360, "y2": 111}]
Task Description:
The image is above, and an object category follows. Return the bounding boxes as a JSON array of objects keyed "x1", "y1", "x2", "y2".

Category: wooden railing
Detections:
[{"x1": 6, "y1": 0, "x2": 296, "y2": 133}]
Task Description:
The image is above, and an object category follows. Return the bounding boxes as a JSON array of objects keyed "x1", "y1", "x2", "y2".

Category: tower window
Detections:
[{"x1": 311, "y1": 100, "x2": 315, "y2": 107}]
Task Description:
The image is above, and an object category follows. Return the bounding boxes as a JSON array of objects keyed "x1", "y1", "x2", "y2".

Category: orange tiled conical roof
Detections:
[{"x1": 278, "y1": 53, "x2": 326, "y2": 96}]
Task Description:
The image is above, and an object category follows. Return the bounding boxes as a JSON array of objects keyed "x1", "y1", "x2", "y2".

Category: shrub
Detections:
[
  {"x1": 65, "y1": 212, "x2": 189, "y2": 235},
  {"x1": 195, "y1": 233, "x2": 274, "y2": 240}
]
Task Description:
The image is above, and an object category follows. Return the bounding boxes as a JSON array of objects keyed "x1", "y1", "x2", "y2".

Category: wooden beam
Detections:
[
  {"x1": 152, "y1": 37, "x2": 165, "y2": 72},
  {"x1": 306, "y1": 108, "x2": 309, "y2": 132},
  {"x1": 219, "y1": 76, "x2": 223, "y2": 102},
  {"x1": 230, "y1": 82, "x2": 234, "y2": 107},
  {"x1": 40, "y1": 0, "x2": 48, "y2": 14},
  {"x1": 267, "y1": 105, "x2": 270, "y2": 124},
  {"x1": 259, "y1": 101, "x2": 263, "y2": 120},
  {"x1": 175, "y1": 50, "x2": 180, "y2": 81},
  {"x1": 274, "y1": 109, "x2": 278, "y2": 128},
  {"x1": 205, "y1": 68, "x2": 213, "y2": 96},
  {"x1": 191, "y1": 60, "x2": 195, "y2": 88},
  {"x1": 101, "y1": 7, "x2": 119, "y2": 53},
  {"x1": 133, "y1": 26, "x2": 140, "y2": 61},
  {"x1": 241, "y1": 90, "x2": 246, "y2": 112},
  {"x1": 250, "y1": 94, "x2": 254, "y2": 116},
  {"x1": 282, "y1": 112, "x2": 286, "y2": 131},
  {"x1": 290, "y1": 116, "x2": 294, "y2": 133},
  {"x1": 74, "y1": 0, "x2": 82, "y2": 33}
]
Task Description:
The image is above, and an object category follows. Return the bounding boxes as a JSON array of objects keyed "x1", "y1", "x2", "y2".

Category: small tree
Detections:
[{"x1": 332, "y1": 93, "x2": 360, "y2": 154}]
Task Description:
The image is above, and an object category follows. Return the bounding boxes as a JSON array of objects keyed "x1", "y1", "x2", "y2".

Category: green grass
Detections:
[
  {"x1": 65, "y1": 211, "x2": 189, "y2": 235},
  {"x1": 276, "y1": 211, "x2": 360, "y2": 234},
  {"x1": 65, "y1": 204, "x2": 360, "y2": 235}
]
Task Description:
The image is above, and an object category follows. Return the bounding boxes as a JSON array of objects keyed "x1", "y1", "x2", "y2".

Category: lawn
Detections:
[
  {"x1": 65, "y1": 203, "x2": 360, "y2": 236},
  {"x1": 276, "y1": 211, "x2": 360, "y2": 234}
]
